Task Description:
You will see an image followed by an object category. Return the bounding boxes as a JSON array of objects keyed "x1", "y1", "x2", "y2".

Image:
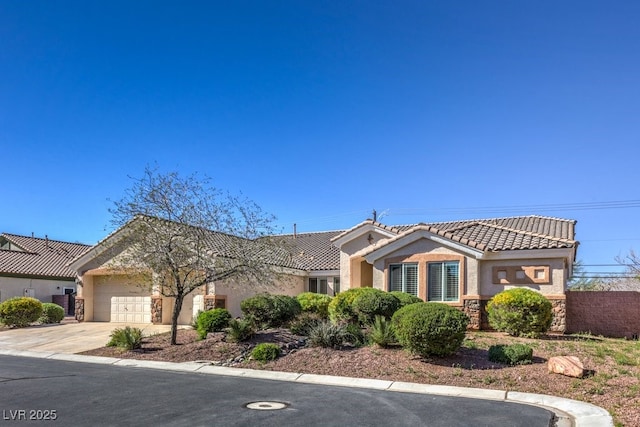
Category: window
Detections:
[
  {"x1": 309, "y1": 278, "x2": 328, "y2": 294},
  {"x1": 389, "y1": 263, "x2": 418, "y2": 296},
  {"x1": 428, "y1": 261, "x2": 459, "y2": 302}
]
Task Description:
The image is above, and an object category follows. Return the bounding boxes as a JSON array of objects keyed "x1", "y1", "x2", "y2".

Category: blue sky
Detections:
[{"x1": 2, "y1": 1, "x2": 639, "y2": 276}]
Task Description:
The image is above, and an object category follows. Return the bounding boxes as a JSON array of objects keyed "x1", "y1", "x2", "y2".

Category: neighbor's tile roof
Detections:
[
  {"x1": 281, "y1": 231, "x2": 343, "y2": 271},
  {"x1": 0, "y1": 233, "x2": 91, "y2": 279}
]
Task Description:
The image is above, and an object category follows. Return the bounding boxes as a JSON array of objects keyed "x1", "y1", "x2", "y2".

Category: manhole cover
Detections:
[{"x1": 245, "y1": 401, "x2": 289, "y2": 411}]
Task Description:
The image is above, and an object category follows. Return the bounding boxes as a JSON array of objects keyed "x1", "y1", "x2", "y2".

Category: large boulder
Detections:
[{"x1": 548, "y1": 356, "x2": 585, "y2": 378}]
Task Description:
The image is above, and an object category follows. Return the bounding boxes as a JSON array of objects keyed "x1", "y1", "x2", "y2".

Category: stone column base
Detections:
[
  {"x1": 74, "y1": 298, "x2": 85, "y2": 322},
  {"x1": 151, "y1": 297, "x2": 163, "y2": 324}
]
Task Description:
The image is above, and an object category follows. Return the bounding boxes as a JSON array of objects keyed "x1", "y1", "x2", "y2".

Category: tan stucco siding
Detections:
[
  {"x1": 0, "y1": 276, "x2": 76, "y2": 303},
  {"x1": 212, "y1": 275, "x2": 305, "y2": 318},
  {"x1": 478, "y1": 258, "x2": 566, "y2": 297},
  {"x1": 339, "y1": 231, "x2": 393, "y2": 290}
]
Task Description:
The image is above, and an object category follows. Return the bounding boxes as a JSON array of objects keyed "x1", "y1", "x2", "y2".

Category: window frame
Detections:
[
  {"x1": 388, "y1": 263, "x2": 419, "y2": 296},
  {"x1": 427, "y1": 261, "x2": 460, "y2": 302}
]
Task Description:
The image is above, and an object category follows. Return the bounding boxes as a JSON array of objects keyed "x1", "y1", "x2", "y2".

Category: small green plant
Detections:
[
  {"x1": 392, "y1": 302, "x2": 469, "y2": 357},
  {"x1": 251, "y1": 343, "x2": 281, "y2": 362},
  {"x1": 0, "y1": 297, "x2": 43, "y2": 327},
  {"x1": 38, "y1": 303, "x2": 65, "y2": 324},
  {"x1": 226, "y1": 318, "x2": 255, "y2": 342},
  {"x1": 369, "y1": 315, "x2": 396, "y2": 347},
  {"x1": 307, "y1": 320, "x2": 354, "y2": 349},
  {"x1": 486, "y1": 288, "x2": 552, "y2": 337},
  {"x1": 196, "y1": 308, "x2": 232, "y2": 339},
  {"x1": 106, "y1": 326, "x2": 143, "y2": 350},
  {"x1": 488, "y1": 343, "x2": 533, "y2": 365},
  {"x1": 296, "y1": 292, "x2": 332, "y2": 318},
  {"x1": 352, "y1": 289, "x2": 400, "y2": 325}
]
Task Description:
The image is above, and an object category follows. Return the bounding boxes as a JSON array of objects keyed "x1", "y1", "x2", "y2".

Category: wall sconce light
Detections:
[{"x1": 367, "y1": 233, "x2": 374, "y2": 244}]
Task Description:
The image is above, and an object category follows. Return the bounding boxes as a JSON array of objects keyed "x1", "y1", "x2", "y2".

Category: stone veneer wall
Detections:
[
  {"x1": 74, "y1": 298, "x2": 84, "y2": 322},
  {"x1": 151, "y1": 297, "x2": 163, "y2": 324}
]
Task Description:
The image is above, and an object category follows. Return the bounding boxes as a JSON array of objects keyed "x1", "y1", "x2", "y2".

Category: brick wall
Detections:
[{"x1": 565, "y1": 291, "x2": 640, "y2": 338}]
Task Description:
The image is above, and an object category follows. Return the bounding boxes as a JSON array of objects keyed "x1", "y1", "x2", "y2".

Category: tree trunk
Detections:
[{"x1": 170, "y1": 294, "x2": 184, "y2": 345}]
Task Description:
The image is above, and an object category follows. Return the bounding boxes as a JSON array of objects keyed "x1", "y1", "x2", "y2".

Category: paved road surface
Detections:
[{"x1": 0, "y1": 355, "x2": 555, "y2": 427}]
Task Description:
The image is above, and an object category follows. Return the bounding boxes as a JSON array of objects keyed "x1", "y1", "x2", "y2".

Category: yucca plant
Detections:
[
  {"x1": 369, "y1": 315, "x2": 396, "y2": 347},
  {"x1": 106, "y1": 326, "x2": 143, "y2": 350}
]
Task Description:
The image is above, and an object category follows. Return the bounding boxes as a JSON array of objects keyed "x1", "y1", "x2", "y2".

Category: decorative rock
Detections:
[{"x1": 548, "y1": 356, "x2": 585, "y2": 378}]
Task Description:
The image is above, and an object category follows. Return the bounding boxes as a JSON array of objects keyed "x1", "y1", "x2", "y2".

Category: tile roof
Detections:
[
  {"x1": 0, "y1": 233, "x2": 91, "y2": 279},
  {"x1": 281, "y1": 231, "x2": 343, "y2": 271}
]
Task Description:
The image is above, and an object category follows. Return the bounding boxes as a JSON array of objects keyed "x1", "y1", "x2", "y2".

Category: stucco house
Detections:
[
  {"x1": 0, "y1": 233, "x2": 90, "y2": 315},
  {"x1": 69, "y1": 215, "x2": 577, "y2": 331}
]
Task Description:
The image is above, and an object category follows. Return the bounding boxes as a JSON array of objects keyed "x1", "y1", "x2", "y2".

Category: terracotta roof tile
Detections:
[{"x1": 0, "y1": 233, "x2": 91, "y2": 279}]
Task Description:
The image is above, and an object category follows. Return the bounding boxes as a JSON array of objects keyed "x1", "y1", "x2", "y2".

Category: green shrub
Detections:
[
  {"x1": 106, "y1": 326, "x2": 143, "y2": 350},
  {"x1": 296, "y1": 292, "x2": 332, "y2": 318},
  {"x1": 352, "y1": 289, "x2": 400, "y2": 325},
  {"x1": 38, "y1": 303, "x2": 65, "y2": 324},
  {"x1": 196, "y1": 308, "x2": 232, "y2": 339},
  {"x1": 0, "y1": 297, "x2": 43, "y2": 327},
  {"x1": 307, "y1": 320, "x2": 355, "y2": 349},
  {"x1": 240, "y1": 294, "x2": 301, "y2": 328},
  {"x1": 392, "y1": 302, "x2": 469, "y2": 357},
  {"x1": 251, "y1": 343, "x2": 281, "y2": 362},
  {"x1": 328, "y1": 287, "x2": 378, "y2": 324},
  {"x1": 288, "y1": 312, "x2": 323, "y2": 336},
  {"x1": 487, "y1": 288, "x2": 553, "y2": 338},
  {"x1": 369, "y1": 315, "x2": 396, "y2": 347},
  {"x1": 226, "y1": 318, "x2": 255, "y2": 342},
  {"x1": 488, "y1": 343, "x2": 534, "y2": 365},
  {"x1": 389, "y1": 291, "x2": 423, "y2": 308},
  {"x1": 344, "y1": 322, "x2": 367, "y2": 347}
]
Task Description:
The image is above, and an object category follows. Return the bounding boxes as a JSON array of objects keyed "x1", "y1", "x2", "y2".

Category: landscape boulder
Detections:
[{"x1": 548, "y1": 356, "x2": 585, "y2": 378}]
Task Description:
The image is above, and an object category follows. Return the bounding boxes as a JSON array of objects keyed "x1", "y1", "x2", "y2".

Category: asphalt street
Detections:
[{"x1": 0, "y1": 355, "x2": 554, "y2": 427}]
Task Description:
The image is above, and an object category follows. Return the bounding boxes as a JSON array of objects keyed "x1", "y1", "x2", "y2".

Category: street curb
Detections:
[{"x1": 0, "y1": 349, "x2": 613, "y2": 426}]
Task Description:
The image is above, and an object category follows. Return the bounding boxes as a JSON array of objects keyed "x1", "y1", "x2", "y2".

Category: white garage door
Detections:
[
  {"x1": 110, "y1": 296, "x2": 152, "y2": 323},
  {"x1": 94, "y1": 281, "x2": 151, "y2": 323}
]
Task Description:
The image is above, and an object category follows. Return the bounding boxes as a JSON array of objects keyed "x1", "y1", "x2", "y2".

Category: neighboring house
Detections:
[
  {"x1": 0, "y1": 233, "x2": 91, "y2": 315},
  {"x1": 68, "y1": 215, "x2": 578, "y2": 331}
]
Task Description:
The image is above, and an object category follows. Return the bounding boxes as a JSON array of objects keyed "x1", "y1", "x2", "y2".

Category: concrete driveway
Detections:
[{"x1": 0, "y1": 320, "x2": 180, "y2": 353}]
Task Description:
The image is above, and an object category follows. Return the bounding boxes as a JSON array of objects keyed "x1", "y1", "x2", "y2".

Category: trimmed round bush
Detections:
[
  {"x1": 392, "y1": 302, "x2": 470, "y2": 357},
  {"x1": 328, "y1": 287, "x2": 378, "y2": 323},
  {"x1": 240, "y1": 294, "x2": 301, "y2": 328},
  {"x1": 389, "y1": 291, "x2": 423, "y2": 308},
  {"x1": 196, "y1": 308, "x2": 232, "y2": 339},
  {"x1": 352, "y1": 289, "x2": 400, "y2": 325},
  {"x1": 39, "y1": 303, "x2": 65, "y2": 324},
  {"x1": 251, "y1": 343, "x2": 281, "y2": 362},
  {"x1": 487, "y1": 288, "x2": 553, "y2": 337},
  {"x1": 488, "y1": 343, "x2": 533, "y2": 365},
  {"x1": 0, "y1": 297, "x2": 43, "y2": 327},
  {"x1": 296, "y1": 292, "x2": 332, "y2": 318}
]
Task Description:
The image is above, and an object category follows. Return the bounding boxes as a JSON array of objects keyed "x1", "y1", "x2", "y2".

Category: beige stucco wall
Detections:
[
  {"x1": 212, "y1": 274, "x2": 305, "y2": 318},
  {"x1": 478, "y1": 258, "x2": 566, "y2": 297},
  {"x1": 0, "y1": 276, "x2": 76, "y2": 303},
  {"x1": 339, "y1": 230, "x2": 394, "y2": 290}
]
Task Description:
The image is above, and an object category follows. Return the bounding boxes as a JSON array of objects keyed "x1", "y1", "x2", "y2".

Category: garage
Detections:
[{"x1": 94, "y1": 280, "x2": 151, "y2": 323}]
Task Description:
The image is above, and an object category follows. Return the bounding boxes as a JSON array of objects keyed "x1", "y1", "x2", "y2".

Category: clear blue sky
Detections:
[{"x1": 2, "y1": 1, "x2": 639, "y2": 276}]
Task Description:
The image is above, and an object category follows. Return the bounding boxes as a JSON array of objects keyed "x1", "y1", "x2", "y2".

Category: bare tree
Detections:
[
  {"x1": 108, "y1": 166, "x2": 292, "y2": 344},
  {"x1": 616, "y1": 249, "x2": 640, "y2": 280}
]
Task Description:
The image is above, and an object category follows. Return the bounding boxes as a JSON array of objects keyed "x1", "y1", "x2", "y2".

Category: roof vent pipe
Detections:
[
  {"x1": 293, "y1": 223, "x2": 297, "y2": 238},
  {"x1": 45, "y1": 235, "x2": 49, "y2": 248},
  {"x1": 372, "y1": 209, "x2": 377, "y2": 222}
]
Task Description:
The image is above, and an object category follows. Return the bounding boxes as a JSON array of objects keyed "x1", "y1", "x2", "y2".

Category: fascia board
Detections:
[
  {"x1": 364, "y1": 230, "x2": 484, "y2": 264},
  {"x1": 305, "y1": 270, "x2": 340, "y2": 277},
  {"x1": 478, "y1": 248, "x2": 574, "y2": 261},
  {"x1": 331, "y1": 224, "x2": 397, "y2": 247}
]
